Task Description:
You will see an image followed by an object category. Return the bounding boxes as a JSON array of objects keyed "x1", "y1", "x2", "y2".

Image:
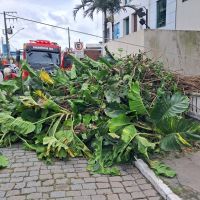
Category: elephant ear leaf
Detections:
[
  {"x1": 0, "y1": 113, "x2": 35, "y2": 135},
  {"x1": 150, "y1": 93, "x2": 189, "y2": 122},
  {"x1": 157, "y1": 117, "x2": 200, "y2": 151},
  {"x1": 160, "y1": 133, "x2": 182, "y2": 151},
  {"x1": 0, "y1": 155, "x2": 9, "y2": 168},
  {"x1": 128, "y1": 81, "x2": 148, "y2": 115}
]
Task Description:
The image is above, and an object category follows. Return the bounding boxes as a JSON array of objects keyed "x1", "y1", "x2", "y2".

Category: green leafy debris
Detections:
[
  {"x1": 150, "y1": 160, "x2": 176, "y2": 178},
  {"x1": 0, "y1": 52, "x2": 199, "y2": 177},
  {"x1": 128, "y1": 81, "x2": 148, "y2": 115}
]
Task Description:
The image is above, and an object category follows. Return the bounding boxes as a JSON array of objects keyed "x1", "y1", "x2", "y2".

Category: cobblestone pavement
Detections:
[{"x1": 0, "y1": 145, "x2": 162, "y2": 200}]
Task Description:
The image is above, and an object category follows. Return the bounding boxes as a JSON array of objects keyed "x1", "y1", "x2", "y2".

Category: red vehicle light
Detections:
[{"x1": 30, "y1": 40, "x2": 51, "y2": 44}]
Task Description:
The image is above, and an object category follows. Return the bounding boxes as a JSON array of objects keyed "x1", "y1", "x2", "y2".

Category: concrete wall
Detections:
[
  {"x1": 144, "y1": 29, "x2": 200, "y2": 75},
  {"x1": 176, "y1": 0, "x2": 200, "y2": 30},
  {"x1": 105, "y1": 29, "x2": 200, "y2": 75},
  {"x1": 104, "y1": 30, "x2": 144, "y2": 56},
  {"x1": 148, "y1": 0, "x2": 177, "y2": 29}
]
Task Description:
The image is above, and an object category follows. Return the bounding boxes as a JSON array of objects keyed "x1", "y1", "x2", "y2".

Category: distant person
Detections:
[
  {"x1": 9, "y1": 58, "x2": 19, "y2": 74},
  {"x1": 3, "y1": 67, "x2": 17, "y2": 80}
]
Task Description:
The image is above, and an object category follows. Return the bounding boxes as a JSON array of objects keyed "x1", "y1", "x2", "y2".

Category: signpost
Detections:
[{"x1": 74, "y1": 41, "x2": 84, "y2": 59}]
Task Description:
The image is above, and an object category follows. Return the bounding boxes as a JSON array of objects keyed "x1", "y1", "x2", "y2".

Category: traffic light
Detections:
[
  {"x1": 139, "y1": 18, "x2": 146, "y2": 26},
  {"x1": 136, "y1": 8, "x2": 146, "y2": 18},
  {"x1": 136, "y1": 7, "x2": 150, "y2": 29}
]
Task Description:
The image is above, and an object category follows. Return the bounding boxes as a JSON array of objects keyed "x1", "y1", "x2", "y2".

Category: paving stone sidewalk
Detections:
[{"x1": 0, "y1": 145, "x2": 162, "y2": 200}]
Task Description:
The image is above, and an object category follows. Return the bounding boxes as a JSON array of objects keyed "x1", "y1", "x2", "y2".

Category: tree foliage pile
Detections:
[{"x1": 0, "y1": 53, "x2": 200, "y2": 177}]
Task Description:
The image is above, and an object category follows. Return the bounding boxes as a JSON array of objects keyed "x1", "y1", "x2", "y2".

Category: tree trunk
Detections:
[
  {"x1": 111, "y1": 12, "x2": 114, "y2": 40},
  {"x1": 103, "y1": 10, "x2": 107, "y2": 43}
]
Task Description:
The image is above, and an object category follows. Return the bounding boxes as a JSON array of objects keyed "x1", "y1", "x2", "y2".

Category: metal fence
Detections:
[{"x1": 187, "y1": 93, "x2": 200, "y2": 121}]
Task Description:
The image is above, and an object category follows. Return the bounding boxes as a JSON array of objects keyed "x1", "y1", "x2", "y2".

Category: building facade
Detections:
[
  {"x1": 104, "y1": 0, "x2": 200, "y2": 76},
  {"x1": 106, "y1": 0, "x2": 149, "y2": 40},
  {"x1": 149, "y1": 0, "x2": 177, "y2": 29},
  {"x1": 105, "y1": 0, "x2": 200, "y2": 41}
]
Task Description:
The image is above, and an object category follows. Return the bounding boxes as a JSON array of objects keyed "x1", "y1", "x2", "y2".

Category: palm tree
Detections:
[
  {"x1": 73, "y1": 0, "x2": 138, "y2": 42},
  {"x1": 74, "y1": 0, "x2": 122, "y2": 43},
  {"x1": 107, "y1": 0, "x2": 121, "y2": 40}
]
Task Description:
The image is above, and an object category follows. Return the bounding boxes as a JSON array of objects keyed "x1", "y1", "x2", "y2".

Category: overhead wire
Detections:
[{"x1": 1, "y1": 13, "x2": 200, "y2": 62}]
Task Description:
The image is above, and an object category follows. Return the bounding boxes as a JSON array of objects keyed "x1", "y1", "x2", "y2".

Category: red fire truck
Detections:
[
  {"x1": 23, "y1": 40, "x2": 72, "y2": 71},
  {"x1": 23, "y1": 40, "x2": 61, "y2": 72},
  {"x1": 2, "y1": 40, "x2": 73, "y2": 81}
]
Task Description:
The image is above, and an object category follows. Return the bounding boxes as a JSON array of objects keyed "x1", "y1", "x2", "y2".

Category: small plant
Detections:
[{"x1": 0, "y1": 154, "x2": 9, "y2": 168}]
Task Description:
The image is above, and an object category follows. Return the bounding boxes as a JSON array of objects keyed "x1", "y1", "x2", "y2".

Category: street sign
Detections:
[
  {"x1": 74, "y1": 42, "x2": 83, "y2": 51},
  {"x1": 74, "y1": 41, "x2": 84, "y2": 59}
]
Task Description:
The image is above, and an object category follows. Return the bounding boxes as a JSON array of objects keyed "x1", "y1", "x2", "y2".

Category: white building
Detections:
[
  {"x1": 149, "y1": 0, "x2": 177, "y2": 29},
  {"x1": 104, "y1": 0, "x2": 200, "y2": 76},
  {"x1": 105, "y1": 0, "x2": 200, "y2": 41},
  {"x1": 106, "y1": 0, "x2": 149, "y2": 40}
]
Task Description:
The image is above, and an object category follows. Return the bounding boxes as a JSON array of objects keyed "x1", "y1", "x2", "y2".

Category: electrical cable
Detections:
[{"x1": 1, "y1": 13, "x2": 200, "y2": 62}]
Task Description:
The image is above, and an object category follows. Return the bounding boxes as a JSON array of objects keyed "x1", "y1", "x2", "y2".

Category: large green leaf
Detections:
[
  {"x1": 121, "y1": 125, "x2": 137, "y2": 143},
  {"x1": 104, "y1": 103, "x2": 127, "y2": 118},
  {"x1": 111, "y1": 125, "x2": 138, "y2": 163},
  {"x1": 0, "y1": 155, "x2": 9, "y2": 168},
  {"x1": 128, "y1": 81, "x2": 148, "y2": 115},
  {"x1": 150, "y1": 160, "x2": 176, "y2": 178},
  {"x1": 0, "y1": 113, "x2": 35, "y2": 135},
  {"x1": 108, "y1": 114, "x2": 131, "y2": 133},
  {"x1": 151, "y1": 93, "x2": 189, "y2": 122},
  {"x1": 135, "y1": 135, "x2": 155, "y2": 158},
  {"x1": 157, "y1": 117, "x2": 200, "y2": 151},
  {"x1": 160, "y1": 133, "x2": 181, "y2": 151},
  {"x1": 87, "y1": 136, "x2": 120, "y2": 175}
]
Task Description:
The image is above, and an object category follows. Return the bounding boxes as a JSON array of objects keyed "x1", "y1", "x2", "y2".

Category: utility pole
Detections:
[
  {"x1": 3, "y1": 11, "x2": 10, "y2": 61},
  {"x1": 3, "y1": 11, "x2": 17, "y2": 62},
  {"x1": 68, "y1": 27, "x2": 71, "y2": 50}
]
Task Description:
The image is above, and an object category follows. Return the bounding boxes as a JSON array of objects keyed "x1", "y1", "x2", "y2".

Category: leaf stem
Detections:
[
  {"x1": 33, "y1": 113, "x2": 62, "y2": 124},
  {"x1": 139, "y1": 133, "x2": 161, "y2": 139}
]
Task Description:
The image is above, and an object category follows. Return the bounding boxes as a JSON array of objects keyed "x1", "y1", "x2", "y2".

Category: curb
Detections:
[{"x1": 134, "y1": 159, "x2": 182, "y2": 200}]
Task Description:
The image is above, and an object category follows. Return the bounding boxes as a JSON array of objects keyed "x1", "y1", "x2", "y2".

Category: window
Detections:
[
  {"x1": 114, "y1": 22, "x2": 120, "y2": 39},
  {"x1": 124, "y1": 17, "x2": 129, "y2": 35},
  {"x1": 157, "y1": 0, "x2": 166, "y2": 28}
]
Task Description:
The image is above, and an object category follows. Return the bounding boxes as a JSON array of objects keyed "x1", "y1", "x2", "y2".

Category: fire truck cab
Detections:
[{"x1": 23, "y1": 40, "x2": 61, "y2": 72}]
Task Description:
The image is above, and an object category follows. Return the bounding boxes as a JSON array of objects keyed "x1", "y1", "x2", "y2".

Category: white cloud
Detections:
[{"x1": 0, "y1": 0, "x2": 102, "y2": 51}]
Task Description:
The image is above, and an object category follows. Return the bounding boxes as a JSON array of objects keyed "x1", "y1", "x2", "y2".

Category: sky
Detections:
[{"x1": 0, "y1": 0, "x2": 102, "y2": 51}]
